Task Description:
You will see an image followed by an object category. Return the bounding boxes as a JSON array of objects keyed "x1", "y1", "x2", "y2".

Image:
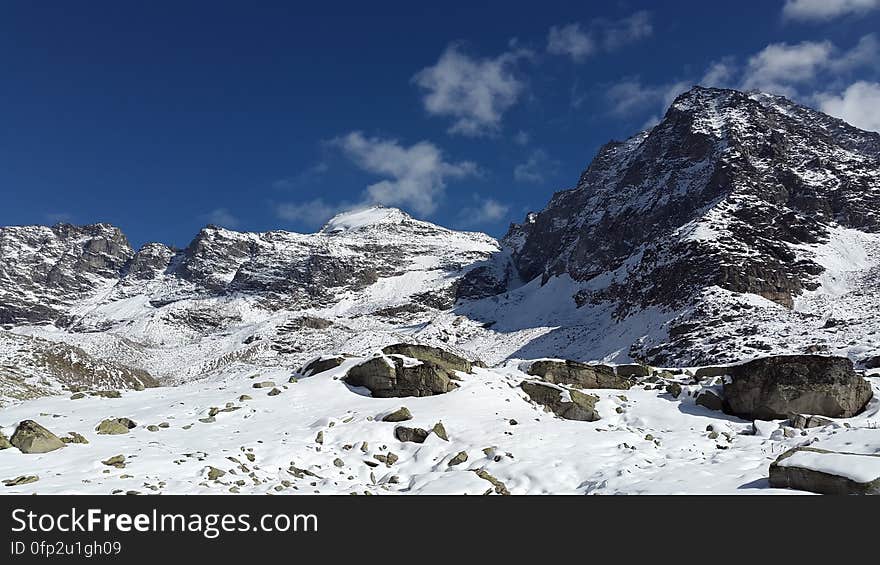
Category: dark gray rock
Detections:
[
  {"x1": 723, "y1": 355, "x2": 872, "y2": 420},
  {"x1": 300, "y1": 356, "x2": 345, "y2": 376},
  {"x1": 861, "y1": 355, "x2": 880, "y2": 369},
  {"x1": 616, "y1": 364, "x2": 651, "y2": 378},
  {"x1": 695, "y1": 389, "x2": 724, "y2": 411},
  {"x1": 527, "y1": 360, "x2": 632, "y2": 390},
  {"x1": 394, "y1": 426, "x2": 429, "y2": 443},
  {"x1": 520, "y1": 381, "x2": 600, "y2": 422},
  {"x1": 694, "y1": 366, "x2": 733, "y2": 379}
]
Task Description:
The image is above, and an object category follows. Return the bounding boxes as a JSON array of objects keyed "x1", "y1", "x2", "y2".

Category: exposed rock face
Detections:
[
  {"x1": 769, "y1": 447, "x2": 880, "y2": 495},
  {"x1": 0, "y1": 223, "x2": 133, "y2": 325},
  {"x1": 723, "y1": 355, "x2": 872, "y2": 420},
  {"x1": 345, "y1": 355, "x2": 459, "y2": 398},
  {"x1": 527, "y1": 360, "x2": 632, "y2": 390},
  {"x1": 520, "y1": 381, "x2": 600, "y2": 421},
  {"x1": 381, "y1": 344, "x2": 476, "y2": 373},
  {"x1": 461, "y1": 86, "x2": 880, "y2": 365},
  {"x1": 9, "y1": 420, "x2": 66, "y2": 453}
]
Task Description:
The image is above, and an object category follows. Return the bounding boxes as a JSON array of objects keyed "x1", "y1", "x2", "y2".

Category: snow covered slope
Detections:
[{"x1": 1, "y1": 357, "x2": 877, "y2": 495}]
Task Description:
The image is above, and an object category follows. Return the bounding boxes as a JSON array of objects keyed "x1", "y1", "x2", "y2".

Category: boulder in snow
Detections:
[
  {"x1": 10, "y1": 420, "x2": 66, "y2": 454},
  {"x1": 345, "y1": 355, "x2": 458, "y2": 398},
  {"x1": 769, "y1": 447, "x2": 880, "y2": 495},
  {"x1": 520, "y1": 381, "x2": 600, "y2": 422},
  {"x1": 723, "y1": 355, "x2": 871, "y2": 420}
]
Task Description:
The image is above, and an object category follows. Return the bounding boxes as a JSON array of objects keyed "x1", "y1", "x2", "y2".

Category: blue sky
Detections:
[{"x1": 2, "y1": 1, "x2": 879, "y2": 247}]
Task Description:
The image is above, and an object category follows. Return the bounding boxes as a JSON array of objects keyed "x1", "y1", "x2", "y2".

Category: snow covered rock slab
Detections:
[
  {"x1": 723, "y1": 355, "x2": 872, "y2": 420},
  {"x1": 769, "y1": 447, "x2": 880, "y2": 495},
  {"x1": 527, "y1": 359, "x2": 633, "y2": 390},
  {"x1": 381, "y1": 343, "x2": 478, "y2": 374}
]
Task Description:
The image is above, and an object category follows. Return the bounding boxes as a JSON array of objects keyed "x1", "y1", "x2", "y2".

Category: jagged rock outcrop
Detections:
[
  {"x1": 0, "y1": 223, "x2": 133, "y2": 325},
  {"x1": 722, "y1": 355, "x2": 872, "y2": 420}
]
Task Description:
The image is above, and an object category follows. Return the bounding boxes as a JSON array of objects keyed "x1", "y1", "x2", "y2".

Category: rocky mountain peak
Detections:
[{"x1": 319, "y1": 205, "x2": 413, "y2": 234}]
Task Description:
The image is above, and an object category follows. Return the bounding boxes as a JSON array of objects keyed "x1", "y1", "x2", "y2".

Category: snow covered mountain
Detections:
[
  {"x1": 1, "y1": 86, "x2": 879, "y2": 495},
  {"x1": 0, "y1": 206, "x2": 498, "y2": 397},
  {"x1": 463, "y1": 86, "x2": 880, "y2": 366}
]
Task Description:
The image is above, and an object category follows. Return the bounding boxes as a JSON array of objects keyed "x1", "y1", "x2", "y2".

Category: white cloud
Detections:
[
  {"x1": 332, "y1": 131, "x2": 477, "y2": 215},
  {"x1": 547, "y1": 11, "x2": 652, "y2": 62},
  {"x1": 606, "y1": 79, "x2": 690, "y2": 117},
  {"x1": 701, "y1": 58, "x2": 738, "y2": 88},
  {"x1": 547, "y1": 23, "x2": 595, "y2": 61},
  {"x1": 276, "y1": 199, "x2": 346, "y2": 227},
  {"x1": 413, "y1": 44, "x2": 531, "y2": 136},
  {"x1": 816, "y1": 81, "x2": 880, "y2": 131},
  {"x1": 204, "y1": 208, "x2": 240, "y2": 229},
  {"x1": 741, "y1": 40, "x2": 835, "y2": 95},
  {"x1": 783, "y1": 0, "x2": 879, "y2": 21},
  {"x1": 830, "y1": 33, "x2": 880, "y2": 73},
  {"x1": 740, "y1": 35, "x2": 879, "y2": 96},
  {"x1": 457, "y1": 196, "x2": 511, "y2": 228},
  {"x1": 513, "y1": 149, "x2": 559, "y2": 184},
  {"x1": 600, "y1": 11, "x2": 653, "y2": 50}
]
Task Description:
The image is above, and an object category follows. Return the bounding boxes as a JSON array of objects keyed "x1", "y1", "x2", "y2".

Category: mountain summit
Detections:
[{"x1": 462, "y1": 86, "x2": 880, "y2": 364}]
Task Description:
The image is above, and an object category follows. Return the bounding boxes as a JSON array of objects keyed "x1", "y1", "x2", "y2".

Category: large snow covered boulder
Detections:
[
  {"x1": 345, "y1": 355, "x2": 459, "y2": 398},
  {"x1": 769, "y1": 447, "x2": 880, "y2": 495},
  {"x1": 381, "y1": 344, "x2": 477, "y2": 373},
  {"x1": 520, "y1": 381, "x2": 600, "y2": 422},
  {"x1": 9, "y1": 420, "x2": 66, "y2": 454},
  {"x1": 527, "y1": 359, "x2": 633, "y2": 390},
  {"x1": 723, "y1": 355, "x2": 872, "y2": 420}
]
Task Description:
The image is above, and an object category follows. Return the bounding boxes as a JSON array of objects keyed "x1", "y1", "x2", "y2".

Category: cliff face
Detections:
[{"x1": 496, "y1": 87, "x2": 880, "y2": 314}]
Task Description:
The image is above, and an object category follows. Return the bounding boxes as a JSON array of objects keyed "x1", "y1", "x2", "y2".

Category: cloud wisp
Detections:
[
  {"x1": 782, "y1": 0, "x2": 880, "y2": 22},
  {"x1": 275, "y1": 132, "x2": 480, "y2": 228},
  {"x1": 413, "y1": 43, "x2": 532, "y2": 137},
  {"x1": 547, "y1": 11, "x2": 653, "y2": 62}
]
